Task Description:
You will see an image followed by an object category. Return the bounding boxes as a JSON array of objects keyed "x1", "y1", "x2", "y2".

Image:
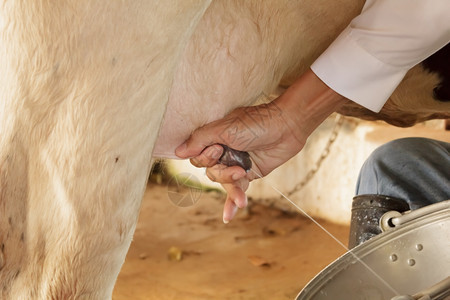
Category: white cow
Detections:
[{"x1": 0, "y1": 1, "x2": 448, "y2": 298}]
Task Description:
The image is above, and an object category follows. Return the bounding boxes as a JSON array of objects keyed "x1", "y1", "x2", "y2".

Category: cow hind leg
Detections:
[{"x1": 0, "y1": 1, "x2": 211, "y2": 298}]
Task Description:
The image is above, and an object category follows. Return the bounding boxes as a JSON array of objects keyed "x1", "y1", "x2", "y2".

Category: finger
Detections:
[
  {"x1": 189, "y1": 144, "x2": 224, "y2": 168},
  {"x1": 223, "y1": 179, "x2": 249, "y2": 209},
  {"x1": 205, "y1": 165, "x2": 247, "y2": 183},
  {"x1": 222, "y1": 196, "x2": 238, "y2": 224},
  {"x1": 175, "y1": 110, "x2": 249, "y2": 159},
  {"x1": 222, "y1": 180, "x2": 249, "y2": 223},
  {"x1": 175, "y1": 123, "x2": 222, "y2": 159}
]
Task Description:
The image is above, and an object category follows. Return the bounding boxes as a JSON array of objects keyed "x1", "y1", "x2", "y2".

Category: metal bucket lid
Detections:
[{"x1": 296, "y1": 200, "x2": 450, "y2": 300}]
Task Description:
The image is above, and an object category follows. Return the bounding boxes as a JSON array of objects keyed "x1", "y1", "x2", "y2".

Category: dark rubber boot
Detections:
[{"x1": 348, "y1": 194, "x2": 410, "y2": 249}]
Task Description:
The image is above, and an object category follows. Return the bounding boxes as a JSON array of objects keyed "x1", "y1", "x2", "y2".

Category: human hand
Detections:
[
  {"x1": 175, "y1": 101, "x2": 307, "y2": 223},
  {"x1": 175, "y1": 69, "x2": 346, "y2": 223}
]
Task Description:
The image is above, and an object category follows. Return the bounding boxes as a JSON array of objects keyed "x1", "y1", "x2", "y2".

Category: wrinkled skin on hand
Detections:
[
  {"x1": 176, "y1": 102, "x2": 306, "y2": 223},
  {"x1": 176, "y1": 69, "x2": 346, "y2": 223}
]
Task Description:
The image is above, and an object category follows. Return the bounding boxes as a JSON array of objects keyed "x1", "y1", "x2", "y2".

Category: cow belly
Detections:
[
  {"x1": 154, "y1": 0, "x2": 449, "y2": 159},
  {"x1": 153, "y1": 0, "x2": 362, "y2": 158}
]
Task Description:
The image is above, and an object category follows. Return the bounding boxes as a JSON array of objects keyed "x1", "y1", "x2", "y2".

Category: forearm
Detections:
[
  {"x1": 275, "y1": 68, "x2": 347, "y2": 143},
  {"x1": 311, "y1": 0, "x2": 450, "y2": 112}
]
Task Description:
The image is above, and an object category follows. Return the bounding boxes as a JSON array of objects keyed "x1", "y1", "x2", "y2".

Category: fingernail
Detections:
[
  {"x1": 231, "y1": 173, "x2": 242, "y2": 181},
  {"x1": 223, "y1": 218, "x2": 229, "y2": 224},
  {"x1": 175, "y1": 143, "x2": 187, "y2": 155},
  {"x1": 204, "y1": 148, "x2": 215, "y2": 159},
  {"x1": 206, "y1": 146, "x2": 221, "y2": 159}
]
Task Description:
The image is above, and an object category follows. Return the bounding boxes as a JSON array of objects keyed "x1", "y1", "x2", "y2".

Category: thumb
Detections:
[{"x1": 175, "y1": 126, "x2": 219, "y2": 159}]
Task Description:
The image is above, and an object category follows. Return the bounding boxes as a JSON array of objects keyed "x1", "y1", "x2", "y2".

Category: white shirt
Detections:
[{"x1": 311, "y1": 0, "x2": 450, "y2": 112}]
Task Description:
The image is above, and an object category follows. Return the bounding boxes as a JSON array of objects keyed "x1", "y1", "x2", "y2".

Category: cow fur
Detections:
[
  {"x1": 0, "y1": 1, "x2": 211, "y2": 298},
  {"x1": 0, "y1": 0, "x2": 448, "y2": 298}
]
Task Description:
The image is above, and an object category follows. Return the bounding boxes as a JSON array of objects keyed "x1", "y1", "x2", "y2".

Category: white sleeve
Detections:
[{"x1": 310, "y1": 0, "x2": 450, "y2": 112}]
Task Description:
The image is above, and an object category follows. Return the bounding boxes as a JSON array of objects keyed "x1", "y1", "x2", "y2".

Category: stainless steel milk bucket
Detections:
[{"x1": 296, "y1": 200, "x2": 450, "y2": 300}]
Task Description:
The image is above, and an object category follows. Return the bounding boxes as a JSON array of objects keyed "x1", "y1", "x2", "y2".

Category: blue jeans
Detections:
[{"x1": 355, "y1": 137, "x2": 450, "y2": 210}]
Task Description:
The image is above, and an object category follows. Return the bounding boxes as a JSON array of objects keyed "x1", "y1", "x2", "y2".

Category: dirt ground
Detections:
[
  {"x1": 113, "y1": 182, "x2": 349, "y2": 300},
  {"x1": 113, "y1": 121, "x2": 448, "y2": 300}
]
